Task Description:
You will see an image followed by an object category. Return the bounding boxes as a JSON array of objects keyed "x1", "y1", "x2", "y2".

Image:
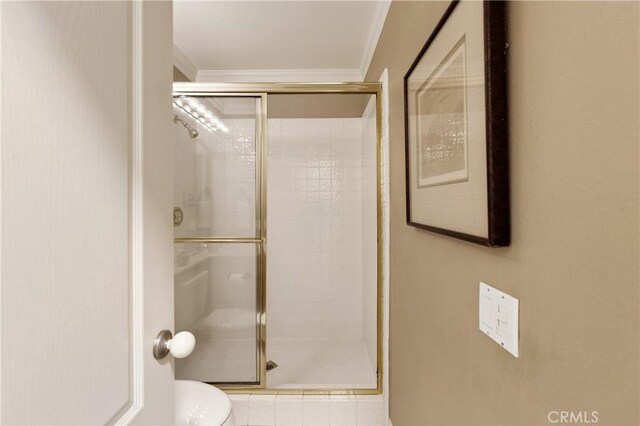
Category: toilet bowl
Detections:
[{"x1": 175, "y1": 380, "x2": 235, "y2": 426}]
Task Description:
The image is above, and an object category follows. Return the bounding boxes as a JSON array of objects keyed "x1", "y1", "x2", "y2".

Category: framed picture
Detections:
[{"x1": 404, "y1": 0, "x2": 510, "y2": 247}]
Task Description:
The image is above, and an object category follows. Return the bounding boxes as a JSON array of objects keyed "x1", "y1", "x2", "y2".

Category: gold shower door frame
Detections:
[{"x1": 173, "y1": 83, "x2": 383, "y2": 395}]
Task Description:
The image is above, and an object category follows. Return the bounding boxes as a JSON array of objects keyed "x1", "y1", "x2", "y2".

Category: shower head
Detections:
[{"x1": 173, "y1": 115, "x2": 199, "y2": 140}]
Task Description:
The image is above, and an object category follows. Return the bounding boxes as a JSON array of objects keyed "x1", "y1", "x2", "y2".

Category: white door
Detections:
[{"x1": 1, "y1": 2, "x2": 175, "y2": 424}]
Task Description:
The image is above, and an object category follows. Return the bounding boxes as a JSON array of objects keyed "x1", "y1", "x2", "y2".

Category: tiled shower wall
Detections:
[
  {"x1": 267, "y1": 117, "x2": 377, "y2": 344},
  {"x1": 174, "y1": 116, "x2": 257, "y2": 240},
  {"x1": 175, "y1": 110, "x2": 379, "y2": 376},
  {"x1": 174, "y1": 114, "x2": 260, "y2": 382}
]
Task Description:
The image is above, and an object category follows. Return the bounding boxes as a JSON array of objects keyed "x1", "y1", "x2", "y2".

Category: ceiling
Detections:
[{"x1": 173, "y1": 0, "x2": 390, "y2": 82}]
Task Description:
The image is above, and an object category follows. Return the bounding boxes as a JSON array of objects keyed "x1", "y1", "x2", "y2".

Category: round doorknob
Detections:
[
  {"x1": 153, "y1": 330, "x2": 196, "y2": 360},
  {"x1": 169, "y1": 331, "x2": 196, "y2": 358}
]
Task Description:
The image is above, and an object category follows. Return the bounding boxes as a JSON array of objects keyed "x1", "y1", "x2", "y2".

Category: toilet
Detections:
[{"x1": 175, "y1": 380, "x2": 235, "y2": 426}]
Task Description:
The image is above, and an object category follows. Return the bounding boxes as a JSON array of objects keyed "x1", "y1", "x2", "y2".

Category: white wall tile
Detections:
[
  {"x1": 267, "y1": 118, "x2": 374, "y2": 342},
  {"x1": 330, "y1": 395, "x2": 357, "y2": 426},
  {"x1": 357, "y1": 395, "x2": 384, "y2": 426},
  {"x1": 230, "y1": 394, "x2": 249, "y2": 426},
  {"x1": 249, "y1": 395, "x2": 276, "y2": 426},
  {"x1": 303, "y1": 396, "x2": 330, "y2": 426},
  {"x1": 276, "y1": 395, "x2": 303, "y2": 426}
]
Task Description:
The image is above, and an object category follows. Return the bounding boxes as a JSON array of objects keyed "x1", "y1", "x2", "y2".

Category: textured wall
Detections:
[
  {"x1": 2, "y1": 3, "x2": 131, "y2": 423},
  {"x1": 365, "y1": 1, "x2": 639, "y2": 425}
]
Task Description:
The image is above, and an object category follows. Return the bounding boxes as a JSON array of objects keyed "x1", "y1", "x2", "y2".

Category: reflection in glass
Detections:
[{"x1": 174, "y1": 243, "x2": 259, "y2": 384}]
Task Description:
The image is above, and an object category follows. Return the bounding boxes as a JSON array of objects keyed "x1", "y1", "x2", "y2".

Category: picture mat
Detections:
[
  {"x1": 415, "y1": 35, "x2": 468, "y2": 188},
  {"x1": 406, "y1": 0, "x2": 488, "y2": 238}
]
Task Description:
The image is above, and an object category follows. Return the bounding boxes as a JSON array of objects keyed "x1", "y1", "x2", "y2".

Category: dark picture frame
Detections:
[{"x1": 403, "y1": 0, "x2": 510, "y2": 247}]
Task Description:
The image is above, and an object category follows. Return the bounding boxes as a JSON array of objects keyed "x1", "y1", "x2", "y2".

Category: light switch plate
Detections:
[{"x1": 479, "y1": 282, "x2": 519, "y2": 357}]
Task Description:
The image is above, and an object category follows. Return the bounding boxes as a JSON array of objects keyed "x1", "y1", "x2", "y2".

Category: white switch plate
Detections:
[{"x1": 479, "y1": 282, "x2": 519, "y2": 357}]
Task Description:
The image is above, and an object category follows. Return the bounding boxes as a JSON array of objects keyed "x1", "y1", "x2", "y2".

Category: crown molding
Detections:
[
  {"x1": 359, "y1": 0, "x2": 391, "y2": 79},
  {"x1": 176, "y1": 1, "x2": 390, "y2": 84},
  {"x1": 173, "y1": 44, "x2": 198, "y2": 82},
  {"x1": 196, "y1": 68, "x2": 364, "y2": 83}
]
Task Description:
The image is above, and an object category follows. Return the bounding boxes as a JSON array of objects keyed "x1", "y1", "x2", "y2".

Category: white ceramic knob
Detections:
[{"x1": 167, "y1": 331, "x2": 196, "y2": 359}]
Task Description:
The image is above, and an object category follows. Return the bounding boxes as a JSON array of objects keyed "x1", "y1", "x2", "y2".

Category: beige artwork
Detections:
[{"x1": 416, "y1": 35, "x2": 468, "y2": 188}]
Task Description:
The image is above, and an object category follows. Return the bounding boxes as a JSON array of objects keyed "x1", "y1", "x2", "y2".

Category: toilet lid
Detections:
[{"x1": 175, "y1": 380, "x2": 232, "y2": 425}]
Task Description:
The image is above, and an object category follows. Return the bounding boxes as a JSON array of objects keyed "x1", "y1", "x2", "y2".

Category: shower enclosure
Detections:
[{"x1": 172, "y1": 83, "x2": 381, "y2": 393}]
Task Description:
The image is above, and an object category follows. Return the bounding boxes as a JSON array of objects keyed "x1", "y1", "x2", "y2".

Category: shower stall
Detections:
[{"x1": 172, "y1": 83, "x2": 382, "y2": 393}]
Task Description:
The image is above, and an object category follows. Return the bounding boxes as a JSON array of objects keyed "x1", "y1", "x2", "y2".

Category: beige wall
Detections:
[
  {"x1": 173, "y1": 65, "x2": 190, "y2": 82},
  {"x1": 366, "y1": 1, "x2": 639, "y2": 425},
  {"x1": 268, "y1": 94, "x2": 369, "y2": 118}
]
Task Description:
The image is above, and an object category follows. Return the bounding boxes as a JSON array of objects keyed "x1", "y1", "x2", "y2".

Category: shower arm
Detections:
[{"x1": 173, "y1": 114, "x2": 188, "y2": 128}]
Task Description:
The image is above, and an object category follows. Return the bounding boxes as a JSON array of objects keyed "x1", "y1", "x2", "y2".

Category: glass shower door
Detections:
[{"x1": 172, "y1": 94, "x2": 265, "y2": 385}]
